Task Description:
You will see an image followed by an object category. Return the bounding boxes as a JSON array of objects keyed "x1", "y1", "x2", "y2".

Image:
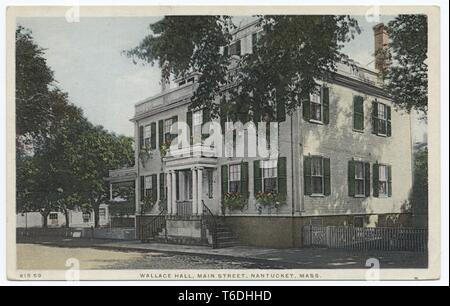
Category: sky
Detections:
[{"x1": 17, "y1": 15, "x2": 427, "y2": 143}]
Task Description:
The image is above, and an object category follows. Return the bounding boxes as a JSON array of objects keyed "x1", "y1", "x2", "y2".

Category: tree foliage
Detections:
[
  {"x1": 126, "y1": 16, "x2": 360, "y2": 120},
  {"x1": 16, "y1": 26, "x2": 134, "y2": 227},
  {"x1": 384, "y1": 15, "x2": 428, "y2": 115}
]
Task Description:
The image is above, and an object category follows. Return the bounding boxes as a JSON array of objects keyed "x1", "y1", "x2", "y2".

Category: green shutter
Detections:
[
  {"x1": 322, "y1": 87, "x2": 330, "y2": 124},
  {"x1": 387, "y1": 106, "x2": 392, "y2": 137},
  {"x1": 387, "y1": 165, "x2": 392, "y2": 197},
  {"x1": 302, "y1": 99, "x2": 311, "y2": 122},
  {"x1": 159, "y1": 173, "x2": 165, "y2": 200},
  {"x1": 277, "y1": 157, "x2": 287, "y2": 200},
  {"x1": 139, "y1": 126, "x2": 144, "y2": 149},
  {"x1": 140, "y1": 176, "x2": 145, "y2": 202},
  {"x1": 151, "y1": 174, "x2": 157, "y2": 201},
  {"x1": 373, "y1": 163, "x2": 379, "y2": 197},
  {"x1": 353, "y1": 96, "x2": 364, "y2": 131},
  {"x1": 323, "y1": 157, "x2": 331, "y2": 196},
  {"x1": 202, "y1": 109, "x2": 210, "y2": 140},
  {"x1": 253, "y1": 160, "x2": 262, "y2": 195},
  {"x1": 186, "y1": 111, "x2": 193, "y2": 145},
  {"x1": 372, "y1": 101, "x2": 378, "y2": 134},
  {"x1": 364, "y1": 162, "x2": 371, "y2": 197},
  {"x1": 221, "y1": 165, "x2": 228, "y2": 197},
  {"x1": 150, "y1": 122, "x2": 157, "y2": 149},
  {"x1": 303, "y1": 156, "x2": 312, "y2": 196},
  {"x1": 158, "y1": 120, "x2": 164, "y2": 146},
  {"x1": 348, "y1": 159, "x2": 355, "y2": 197},
  {"x1": 241, "y1": 162, "x2": 249, "y2": 198},
  {"x1": 277, "y1": 101, "x2": 286, "y2": 122}
]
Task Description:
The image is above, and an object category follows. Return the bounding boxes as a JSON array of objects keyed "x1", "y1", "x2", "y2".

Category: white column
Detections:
[
  {"x1": 192, "y1": 167, "x2": 198, "y2": 215},
  {"x1": 167, "y1": 172, "x2": 172, "y2": 215},
  {"x1": 109, "y1": 182, "x2": 113, "y2": 201},
  {"x1": 171, "y1": 171, "x2": 177, "y2": 216},
  {"x1": 197, "y1": 167, "x2": 203, "y2": 215}
]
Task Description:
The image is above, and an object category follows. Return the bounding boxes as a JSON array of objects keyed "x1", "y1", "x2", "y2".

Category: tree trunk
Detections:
[
  {"x1": 41, "y1": 212, "x2": 49, "y2": 228},
  {"x1": 64, "y1": 209, "x2": 70, "y2": 228},
  {"x1": 93, "y1": 203, "x2": 100, "y2": 228}
]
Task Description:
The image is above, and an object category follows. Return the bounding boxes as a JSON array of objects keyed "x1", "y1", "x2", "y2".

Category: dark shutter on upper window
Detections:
[
  {"x1": 364, "y1": 162, "x2": 371, "y2": 197},
  {"x1": 303, "y1": 156, "x2": 312, "y2": 196},
  {"x1": 159, "y1": 173, "x2": 165, "y2": 200},
  {"x1": 221, "y1": 165, "x2": 228, "y2": 198},
  {"x1": 158, "y1": 120, "x2": 164, "y2": 146},
  {"x1": 387, "y1": 165, "x2": 392, "y2": 197},
  {"x1": 322, "y1": 87, "x2": 330, "y2": 124},
  {"x1": 278, "y1": 157, "x2": 287, "y2": 201},
  {"x1": 323, "y1": 157, "x2": 331, "y2": 196},
  {"x1": 353, "y1": 96, "x2": 364, "y2": 131},
  {"x1": 202, "y1": 109, "x2": 210, "y2": 140},
  {"x1": 150, "y1": 122, "x2": 157, "y2": 149},
  {"x1": 277, "y1": 101, "x2": 286, "y2": 122},
  {"x1": 302, "y1": 99, "x2": 311, "y2": 122},
  {"x1": 241, "y1": 162, "x2": 249, "y2": 198},
  {"x1": 253, "y1": 160, "x2": 262, "y2": 195},
  {"x1": 373, "y1": 162, "x2": 379, "y2": 197},
  {"x1": 387, "y1": 106, "x2": 392, "y2": 137},
  {"x1": 140, "y1": 176, "x2": 145, "y2": 202},
  {"x1": 139, "y1": 126, "x2": 144, "y2": 149},
  {"x1": 186, "y1": 111, "x2": 193, "y2": 145},
  {"x1": 151, "y1": 174, "x2": 157, "y2": 201},
  {"x1": 372, "y1": 101, "x2": 379, "y2": 134},
  {"x1": 348, "y1": 159, "x2": 355, "y2": 197}
]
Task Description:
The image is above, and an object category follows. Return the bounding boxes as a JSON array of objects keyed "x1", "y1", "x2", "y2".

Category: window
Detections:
[
  {"x1": 144, "y1": 175, "x2": 153, "y2": 198},
  {"x1": 377, "y1": 103, "x2": 388, "y2": 135},
  {"x1": 82, "y1": 212, "x2": 91, "y2": 223},
  {"x1": 310, "y1": 92, "x2": 322, "y2": 122},
  {"x1": 49, "y1": 213, "x2": 58, "y2": 225},
  {"x1": 354, "y1": 216, "x2": 364, "y2": 228},
  {"x1": 262, "y1": 160, "x2": 278, "y2": 193},
  {"x1": 164, "y1": 118, "x2": 173, "y2": 142},
  {"x1": 228, "y1": 40, "x2": 241, "y2": 56},
  {"x1": 207, "y1": 170, "x2": 214, "y2": 199},
  {"x1": 355, "y1": 161, "x2": 365, "y2": 196},
  {"x1": 378, "y1": 165, "x2": 388, "y2": 196},
  {"x1": 228, "y1": 164, "x2": 241, "y2": 193},
  {"x1": 144, "y1": 125, "x2": 151, "y2": 148},
  {"x1": 193, "y1": 110, "x2": 202, "y2": 143},
  {"x1": 99, "y1": 208, "x2": 106, "y2": 220},
  {"x1": 311, "y1": 156, "x2": 324, "y2": 194}
]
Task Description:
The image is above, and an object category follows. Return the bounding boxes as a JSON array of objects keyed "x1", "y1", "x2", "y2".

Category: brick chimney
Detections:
[{"x1": 373, "y1": 23, "x2": 389, "y2": 72}]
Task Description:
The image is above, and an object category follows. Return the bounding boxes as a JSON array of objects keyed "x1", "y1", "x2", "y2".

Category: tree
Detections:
[
  {"x1": 412, "y1": 147, "x2": 428, "y2": 227},
  {"x1": 75, "y1": 126, "x2": 134, "y2": 227},
  {"x1": 16, "y1": 26, "x2": 55, "y2": 142},
  {"x1": 383, "y1": 15, "x2": 428, "y2": 115},
  {"x1": 126, "y1": 16, "x2": 360, "y2": 120}
]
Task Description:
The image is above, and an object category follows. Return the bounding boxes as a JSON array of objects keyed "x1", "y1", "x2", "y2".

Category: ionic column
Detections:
[
  {"x1": 171, "y1": 171, "x2": 177, "y2": 216},
  {"x1": 167, "y1": 172, "x2": 172, "y2": 215},
  {"x1": 197, "y1": 167, "x2": 203, "y2": 215},
  {"x1": 192, "y1": 167, "x2": 198, "y2": 215}
]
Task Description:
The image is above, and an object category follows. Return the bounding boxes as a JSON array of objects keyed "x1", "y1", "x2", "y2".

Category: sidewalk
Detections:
[{"x1": 17, "y1": 237, "x2": 428, "y2": 269}]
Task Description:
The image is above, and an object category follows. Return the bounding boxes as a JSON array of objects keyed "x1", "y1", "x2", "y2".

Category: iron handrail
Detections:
[
  {"x1": 140, "y1": 209, "x2": 166, "y2": 242},
  {"x1": 202, "y1": 200, "x2": 218, "y2": 248}
]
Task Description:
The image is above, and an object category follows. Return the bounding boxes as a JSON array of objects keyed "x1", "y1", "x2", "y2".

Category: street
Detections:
[{"x1": 16, "y1": 239, "x2": 428, "y2": 270}]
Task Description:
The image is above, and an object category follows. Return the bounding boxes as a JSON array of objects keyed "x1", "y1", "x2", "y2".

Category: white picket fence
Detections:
[{"x1": 303, "y1": 225, "x2": 428, "y2": 252}]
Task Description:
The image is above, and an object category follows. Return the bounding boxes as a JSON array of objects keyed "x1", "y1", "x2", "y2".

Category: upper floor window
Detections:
[
  {"x1": 164, "y1": 118, "x2": 174, "y2": 142},
  {"x1": 303, "y1": 86, "x2": 330, "y2": 124},
  {"x1": 144, "y1": 125, "x2": 151, "y2": 147},
  {"x1": 225, "y1": 40, "x2": 241, "y2": 57},
  {"x1": 310, "y1": 93, "x2": 322, "y2": 122},
  {"x1": 228, "y1": 164, "x2": 241, "y2": 193},
  {"x1": 372, "y1": 101, "x2": 391, "y2": 136}
]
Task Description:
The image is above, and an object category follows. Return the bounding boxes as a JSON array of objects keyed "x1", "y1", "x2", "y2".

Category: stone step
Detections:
[{"x1": 216, "y1": 240, "x2": 237, "y2": 248}]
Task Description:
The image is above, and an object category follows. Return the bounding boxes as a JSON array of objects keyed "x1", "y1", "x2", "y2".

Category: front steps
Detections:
[{"x1": 215, "y1": 218, "x2": 238, "y2": 248}]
